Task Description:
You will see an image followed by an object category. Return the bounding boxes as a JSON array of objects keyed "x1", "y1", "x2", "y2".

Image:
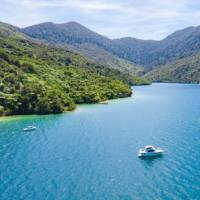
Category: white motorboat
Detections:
[
  {"x1": 23, "y1": 126, "x2": 37, "y2": 132},
  {"x1": 138, "y1": 145, "x2": 164, "y2": 157}
]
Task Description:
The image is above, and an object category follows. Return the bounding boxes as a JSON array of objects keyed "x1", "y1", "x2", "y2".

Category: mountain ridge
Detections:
[
  {"x1": 22, "y1": 21, "x2": 143, "y2": 75},
  {"x1": 3, "y1": 20, "x2": 200, "y2": 84},
  {"x1": 22, "y1": 21, "x2": 200, "y2": 72}
]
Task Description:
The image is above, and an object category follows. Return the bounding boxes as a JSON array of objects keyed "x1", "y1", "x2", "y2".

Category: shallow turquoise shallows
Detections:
[{"x1": 1, "y1": 83, "x2": 200, "y2": 200}]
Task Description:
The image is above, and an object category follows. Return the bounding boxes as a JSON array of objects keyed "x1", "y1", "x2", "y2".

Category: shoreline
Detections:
[
  {"x1": 152, "y1": 81, "x2": 200, "y2": 85},
  {"x1": 2, "y1": 82, "x2": 198, "y2": 121},
  {"x1": 0, "y1": 96, "x2": 133, "y2": 121}
]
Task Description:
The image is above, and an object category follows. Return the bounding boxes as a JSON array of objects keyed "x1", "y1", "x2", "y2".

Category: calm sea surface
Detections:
[{"x1": 1, "y1": 83, "x2": 200, "y2": 200}]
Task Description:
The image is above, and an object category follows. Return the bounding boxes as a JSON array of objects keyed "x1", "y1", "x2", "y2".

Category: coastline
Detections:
[
  {"x1": 0, "y1": 95, "x2": 134, "y2": 121},
  {"x1": 2, "y1": 82, "x2": 199, "y2": 121}
]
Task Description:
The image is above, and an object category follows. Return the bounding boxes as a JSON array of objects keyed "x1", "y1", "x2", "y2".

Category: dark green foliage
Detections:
[
  {"x1": 145, "y1": 52, "x2": 200, "y2": 83},
  {"x1": 20, "y1": 21, "x2": 200, "y2": 83},
  {"x1": 64, "y1": 57, "x2": 71, "y2": 65},
  {"x1": 113, "y1": 26, "x2": 200, "y2": 71},
  {"x1": 20, "y1": 62, "x2": 35, "y2": 73},
  {"x1": 0, "y1": 50, "x2": 10, "y2": 62},
  {"x1": 22, "y1": 22, "x2": 145, "y2": 75},
  {"x1": 23, "y1": 21, "x2": 200, "y2": 78},
  {"x1": 0, "y1": 28, "x2": 132, "y2": 116},
  {"x1": 82, "y1": 63, "x2": 150, "y2": 85}
]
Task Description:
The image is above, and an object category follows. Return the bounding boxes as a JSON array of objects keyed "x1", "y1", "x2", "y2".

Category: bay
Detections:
[{"x1": 1, "y1": 83, "x2": 200, "y2": 200}]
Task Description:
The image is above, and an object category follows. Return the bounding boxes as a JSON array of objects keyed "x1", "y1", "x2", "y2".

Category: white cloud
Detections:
[
  {"x1": 7, "y1": 0, "x2": 122, "y2": 11},
  {"x1": 1, "y1": 0, "x2": 200, "y2": 39}
]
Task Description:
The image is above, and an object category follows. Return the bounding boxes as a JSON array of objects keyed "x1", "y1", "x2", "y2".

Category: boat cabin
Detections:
[{"x1": 144, "y1": 146, "x2": 155, "y2": 152}]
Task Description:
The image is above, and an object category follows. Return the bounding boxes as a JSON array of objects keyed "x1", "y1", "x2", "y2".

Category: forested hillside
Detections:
[
  {"x1": 23, "y1": 22, "x2": 200, "y2": 82},
  {"x1": 114, "y1": 26, "x2": 200, "y2": 69},
  {"x1": 22, "y1": 22, "x2": 142, "y2": 75},
  {"x1": 145, "y1": 52, "x2": 200, "y2": 83},
  {"x1": 3, "y1": 19, "x2": 200, "y2": 98},
  {"x1": 0, "y1": 24, "x2": 138, "y2": 116}
]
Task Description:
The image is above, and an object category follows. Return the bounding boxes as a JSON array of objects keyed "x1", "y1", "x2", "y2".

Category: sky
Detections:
[{"x1": 1, "y1": 0, "x2": 200, "y2": 40}]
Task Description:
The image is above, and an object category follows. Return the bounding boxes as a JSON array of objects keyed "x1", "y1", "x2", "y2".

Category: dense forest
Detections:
[
  {"x1": 22, "y1": 22, "x2": 143, "y2": 75},
  {"x1": 22, "y1": 22, "x2": 200, "y2": 70},
  {"x1": 0, "y1": 25, "x2": 144, "y2": 116},
  {"x1": 145, "y1": 52, "x2": 200, "y2": 83},
  {"x1": 22, "y1": 22, "x2": 200, "y2": 83}
]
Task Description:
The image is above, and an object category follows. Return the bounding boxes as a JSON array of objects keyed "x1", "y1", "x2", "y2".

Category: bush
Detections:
[
  {"x1": 0, "y1": 106, "x2": 5, "y2": 115},
  {"x1": 0, "y1": 50, "x2": 10, "y2": 62},
  {"x1": 20, "y1": 62, "x2": 35, "y2": 73},
  {"x1": 50, "y1": 98, "x2": 63, "y2": 114},
  {"x1": 65, "y1": 58, "x2": 71, "y2": 65},
  {"x1": 35, "y1": 97, "x2": 51, "y2": 114}
]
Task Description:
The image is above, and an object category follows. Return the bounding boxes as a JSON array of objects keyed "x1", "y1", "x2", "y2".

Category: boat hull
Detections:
[
  {"x1": 23, "y1": 127, "x2": 36, "y2": 132},
  {"x1": 138, "y1": 150, "x2": 163, "y2": 157}
]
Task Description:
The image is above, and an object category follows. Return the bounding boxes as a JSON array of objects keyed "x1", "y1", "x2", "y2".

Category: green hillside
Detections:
[
  {"x1": 0, "y1": 28, "x2": 135, "y2": 116},
  {"x1": 22, "y1": 21, "x2": 200, "y2": 83},
  {"x1": 22, "y1": 22, "x2": 144, "y2": 75},
  {"x1": 66, "y1": 42, "x2": 144, "y2": 75},
  {"x1": 145, "y1": 52, "x2": 200, "y2": 83},
  {"x1": 114, "y1": 26, "x2": 200, "y2": 69}
]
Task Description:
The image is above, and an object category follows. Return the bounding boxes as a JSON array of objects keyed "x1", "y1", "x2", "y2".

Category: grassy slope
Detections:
[
  {"x1": 145, "y1": 52, "x2": 200, "y2": 83},
  {"x1": 0, "y1": 29, "x2": 133, "y2": 116}
]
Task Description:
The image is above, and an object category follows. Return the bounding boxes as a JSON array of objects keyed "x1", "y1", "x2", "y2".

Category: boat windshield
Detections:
[{"x1": 145, "y1": 147, "x2": 155, "y2": 152}]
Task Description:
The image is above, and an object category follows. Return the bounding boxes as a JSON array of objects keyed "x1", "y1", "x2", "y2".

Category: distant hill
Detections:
[
  {"x1": 113, "y1": 37, "x2": 158, "y2": 70},
  {"x1": 22, "y1": 22, "x2": 200, "y2": 81},
  {"x1": 4, "y1": 20, "x2": 200, "y2": 84},
  {"x1": 0, "y1": 22, "x2": 26, "y2": 39},
  {"x1": 22, "y1": 22, "x2": 142, "y2": 75},
  {"x1": 114, "y1": 26, "x2": 200, "y2": 70},
  {"x1": 145, "y1": 52, "x2": 200, "y2": 83}
]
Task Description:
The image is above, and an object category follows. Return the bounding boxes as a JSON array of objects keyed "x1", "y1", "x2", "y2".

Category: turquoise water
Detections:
[{"x1": 1, "y1": 83, "x2": 200, "y2": 200}]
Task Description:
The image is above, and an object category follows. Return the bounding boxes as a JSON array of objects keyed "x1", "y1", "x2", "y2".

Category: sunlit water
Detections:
[{"x1": 1, "y1": 83, "x2": 200, "y2": 200}]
